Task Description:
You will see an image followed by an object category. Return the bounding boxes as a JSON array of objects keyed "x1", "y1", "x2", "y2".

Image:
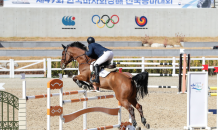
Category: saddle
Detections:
[
  {"x1": 99, "y1": 62, "x2": 117, "y2": 72},
  {"x1": 90, "y1": 61, "x2": 117, "y2": 78}
]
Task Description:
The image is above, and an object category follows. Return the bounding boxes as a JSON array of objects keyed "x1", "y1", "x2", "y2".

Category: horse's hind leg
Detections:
[
  {"x1": 129, "y1": 98, "x2": 147, "y2": 127},
  {"x1": 120, "y1": 100, "x2": 137, "y2": 127}
]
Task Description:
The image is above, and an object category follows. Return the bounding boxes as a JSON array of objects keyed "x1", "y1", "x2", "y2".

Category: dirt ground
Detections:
[{"x1": 1, "y1": 76, "x2": 217, "y2": 130}]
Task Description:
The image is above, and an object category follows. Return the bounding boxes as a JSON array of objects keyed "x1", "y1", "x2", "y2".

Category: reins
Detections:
[{"x1": 62, "y1": 46, "x2": 94, "y2": 68}]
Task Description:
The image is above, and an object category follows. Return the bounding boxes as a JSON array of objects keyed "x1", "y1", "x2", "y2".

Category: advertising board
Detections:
[{"x1": 3, "y1": 0, "x2": 212, "y2": 8}]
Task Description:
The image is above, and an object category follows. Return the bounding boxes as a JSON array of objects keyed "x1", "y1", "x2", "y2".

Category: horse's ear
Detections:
[{"x1": 62, "y1": 44, "x2": 66, "y2": 49}]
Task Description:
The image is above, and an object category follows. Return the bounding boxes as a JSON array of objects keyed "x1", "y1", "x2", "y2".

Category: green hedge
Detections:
[
  {"x1": 50, "y1": 58, "x2": 218, "y2": 78},
  {"x1": 51, "y1": 59, "x2": 78, "y2": 78}
]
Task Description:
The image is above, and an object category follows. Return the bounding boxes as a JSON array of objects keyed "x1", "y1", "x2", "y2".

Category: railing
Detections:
[
  {"x1": 0, "y1": 59, "x2": 46, "y2": 78},
  {"x1": 1, "y1": 57, "x2": 218, "y2": 78},
  {"x1": 0, "y1": 60, "x2": 10, "y2": 77},
  {"x1": 46, "y1": 58, "x2": 79, "y2": 78},
  {"x1": 46, "y1": 57, "x2": 180, "y2": 78},
  {"x1": 43, "y1": 57, "x2": 218, "y2": 78},
  {"x1": 112, "y1": 57, "x2": 179, "y2": 76}
]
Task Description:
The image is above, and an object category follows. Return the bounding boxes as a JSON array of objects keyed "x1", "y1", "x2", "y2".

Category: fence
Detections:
[
  {"x1": 0, "y1": 59, "x2": 46, "y2": 78},
  {"x1": 0, "y1": 90, "x2": 19, "y2": 130},
  {"x1": 0, "y1": 57, "x2": 218, "y2": 78},
  {"x1": 46, "y1": 57, "x2": 180, "y2": 78},
  {"x1": 47, "y1": 57, "x2": 218, "y2": 78}
]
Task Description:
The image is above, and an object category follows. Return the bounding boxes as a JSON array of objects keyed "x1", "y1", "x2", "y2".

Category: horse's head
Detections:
[
  {"x1": 61, "y1": 44, "x2": 74, "y2": 70},
  {"x1": 61, "y1": 42, "x2": 88, "y2": 70}
]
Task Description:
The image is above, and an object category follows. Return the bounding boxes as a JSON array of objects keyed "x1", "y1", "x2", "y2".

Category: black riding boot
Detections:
[{"x1": 92, "y1": 64, "x2": 100, "y2": 83}]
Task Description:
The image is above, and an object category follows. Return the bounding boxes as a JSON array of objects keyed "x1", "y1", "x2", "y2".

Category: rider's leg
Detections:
[
  {"x1": 92, "y1": 51, "x2": 112, "y2": 83},
  {"x1": 98, "y1": 51, "x2": 114, "y2": 65},
  {"x1": 91, "y1": 64, "x2": 100, "y2": 83},
  {"x1": 94, "y1": 51, "x2": 112, "y2": 66},
  {"x1": 108, "y1": 51, "x2": 114, "y2": 63}
]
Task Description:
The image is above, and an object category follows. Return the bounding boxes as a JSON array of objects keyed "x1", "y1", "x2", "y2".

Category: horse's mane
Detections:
[{"x1": 69, "y1": 41, "x2": 87, "y2": 51}]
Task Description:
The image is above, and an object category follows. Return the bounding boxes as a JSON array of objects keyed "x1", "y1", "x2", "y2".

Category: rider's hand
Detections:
[{"x1": 86, "y1": 46, "x2": 89, "y2": 51}]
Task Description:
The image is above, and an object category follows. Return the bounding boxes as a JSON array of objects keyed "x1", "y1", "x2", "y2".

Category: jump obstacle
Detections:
[
  {"x1": 208, "y1": 83, "x2": 218, "y2": 125},
  {"x1": 184, "y1": 71, "x2": 218, "y2": 130},
  {"x1": 115, "y1": 52, "x2": 191, "y2": 93},
  {"x1": 118, "y1": 68, "x2": 179, "y2": 89},
  {"x1": 114, "y1": 60, "x2": 181, "y2": 77},
  {"x1": 114, "y1": 62, "x2": 179, "y2": 66},
  {"x1": 21, "y1": 74, "x2": 134, "y2": 130}
]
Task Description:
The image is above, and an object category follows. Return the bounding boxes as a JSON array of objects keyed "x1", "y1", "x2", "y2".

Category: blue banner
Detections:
[{"x1": 3, "y1": 0, "x2": 212, "y2": 8}]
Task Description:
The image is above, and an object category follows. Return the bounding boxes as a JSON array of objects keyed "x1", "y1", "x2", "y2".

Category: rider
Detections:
[{"x1": 85, "y1": 37, "x2": 114, "y2": 83}]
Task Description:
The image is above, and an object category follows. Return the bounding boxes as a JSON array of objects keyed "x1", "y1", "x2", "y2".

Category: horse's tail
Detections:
[{"x1": 132, "y1": 71, "x2": 149, "y2": 100}]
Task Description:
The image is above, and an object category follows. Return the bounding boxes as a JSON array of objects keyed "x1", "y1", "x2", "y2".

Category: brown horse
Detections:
[{"x1": 61, "y1": 42, "x2": 149, "y2": 128}]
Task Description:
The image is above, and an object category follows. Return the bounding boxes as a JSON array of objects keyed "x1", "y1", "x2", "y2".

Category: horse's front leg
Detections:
[
  {"x1": 72, "y1": 74, "x2": 86, "y2": 88},
  {"x1": 73, "y1": 74, "x2": 93, "y2": 90}
]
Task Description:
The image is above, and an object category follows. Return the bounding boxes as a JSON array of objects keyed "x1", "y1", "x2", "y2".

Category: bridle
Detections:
[{"x1": 61, "y1": 46, "x2": 94, "y2": 68}]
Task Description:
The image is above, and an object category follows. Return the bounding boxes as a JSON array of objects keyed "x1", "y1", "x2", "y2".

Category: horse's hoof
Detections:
[
  {"x1": 132, "y1": 120, "x2": 137, "y2": 128},
  {"x1": 145, "y1": 124, "x2": 150, "y2": 129},
  {"x1": 79, "y1": 84, "x2": 83, "y2": 88},
  {"x1": 78, "y1": 84, "x2": 82, "y2": 88},
  {"x1": 88, "y1": 85, "x2": 94, "y2": 90},
  {"x1": 76, "y1": 80, "x2": 83, "y2": 88},
  {"x1": 136, "y1": 126, "x2": 141, "y2": 130},
  {"x1": 82, "y1": 85, "x2": 87, "y2": 90},
  {"x1": 141, "y1": 117, "x2": 146, "y2": 126}
]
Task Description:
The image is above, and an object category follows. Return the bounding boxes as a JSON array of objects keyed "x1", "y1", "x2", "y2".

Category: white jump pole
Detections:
[
  {"x1": 21, "y1": 73, "x2": 26, "y2": 99},
  {"x1": 47, "y1": 74, "x2": 64, "y2": 130},
  {"x1": 47, "y1": 83, "x2": 51, "y2": 130},
  {"x1": 118, "y1": 102, "x2": 121, "y2": 125},
  {"x1": 59, "y1": 74, "x2": 63, "y2": 130},
  {"x1": 59, "y1": 87, "x2": 63, "y2": 130},
  {"x1": 217, "y1": 74, "x2": 218, "y2": 130},
  {"x1": 83, "y1": 91, "x2": 87, "y2": 130}
]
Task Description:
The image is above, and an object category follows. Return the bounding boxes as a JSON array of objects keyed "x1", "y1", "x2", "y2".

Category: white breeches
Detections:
[
  {"x1": 90, "y1": 51, "x2": 114, "y2": 72},
  {"x1": 94, "y1": 51, "x2": 114, "y2": 66}
]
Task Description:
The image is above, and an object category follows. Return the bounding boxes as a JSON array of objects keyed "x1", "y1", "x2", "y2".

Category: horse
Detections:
[{"x1": 61, "y1": 42, "x2": 149, "y2": 128}]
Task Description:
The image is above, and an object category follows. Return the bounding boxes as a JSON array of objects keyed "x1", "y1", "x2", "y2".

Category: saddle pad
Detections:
[
  {"x1": 104, "y1": 68, "x2": 117, "y2": 72},
  {"x1": 99, "y1": 69, "x2": 111, "y2": 78}
]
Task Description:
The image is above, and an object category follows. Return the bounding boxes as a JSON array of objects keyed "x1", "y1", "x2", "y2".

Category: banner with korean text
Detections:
[{"x1": 3, "y1": 0, "x2": 212, "y2": 8}]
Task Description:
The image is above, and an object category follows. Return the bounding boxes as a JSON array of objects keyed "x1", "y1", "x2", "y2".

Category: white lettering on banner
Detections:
[
  {"x1": 3, "y1": 0, "x2": 212, "y2": 8},
  {"x1": 31, "y1": 0, "x2": 173, "y2": 4}
]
